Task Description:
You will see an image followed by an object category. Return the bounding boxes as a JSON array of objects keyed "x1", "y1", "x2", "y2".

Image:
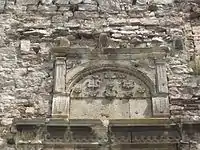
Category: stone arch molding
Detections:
[
  {"x1": 52, "y1": 58, "x2": 170, "y2": 119},
  {"x1": 66, "y1": 63, "x2": 156, "y2": 96}
]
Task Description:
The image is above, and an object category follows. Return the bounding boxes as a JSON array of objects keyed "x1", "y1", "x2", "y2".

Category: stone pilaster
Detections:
[
  {"x1": 152, "y1": 60, "x2": 169, "y2": 117},
  {"x1": 52, "y1": 57, "x2": 69, "y2": 117},
  {"x1": 155, "y1": 61, "x2": 168, "y2": 94},
  {"x1": 54, "y1": 57, "x2": 66, "y2": 93}
]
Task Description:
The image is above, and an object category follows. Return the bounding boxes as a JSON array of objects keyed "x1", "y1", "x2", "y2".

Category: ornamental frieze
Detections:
[{"x1": 13, "y1": 118, "x2": 182, "y2": 150}]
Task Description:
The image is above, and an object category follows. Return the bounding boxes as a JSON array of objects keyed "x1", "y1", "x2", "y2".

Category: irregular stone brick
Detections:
[
  {"x1": 52, "y1": 15, "x2": 68, "y2": 23},
  {"x1": 74, "y1": 11, "x2": 99, "y2": 19},
  {"x1": 83, "y1": 0, "x2": 97, "y2": 4},
  {"x1": 70, "y1": 0, "x2": 83, "y2": 4},
  {"x1": 153, "y1": 0, "x2": 174, "y2": 4},
  {"x1": 17, "y1": 0, "x2": 40, "y2": 5},
  {"x1": 41, "y1": 0, "x2": 53, "y2": 5},
  {"x1": 78, "y1": 4, "x2": 98, "y2": 11},
  {"x1": 55, "y1": 0, "x2": 70, "y2": 4},
  {"x1": 0, "y1": 0, "x2": 6, "y2": 13},
  {"x1": 20, "y1": 40, "x2": 31, "y2": 52}
]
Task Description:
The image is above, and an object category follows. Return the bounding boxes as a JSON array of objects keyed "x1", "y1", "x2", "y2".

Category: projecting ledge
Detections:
[{"x1": 13, "y1": 118, "x2": 181, "y2": 128}]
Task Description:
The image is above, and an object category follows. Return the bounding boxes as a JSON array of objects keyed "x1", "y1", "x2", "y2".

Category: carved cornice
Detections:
[
  {"x1": 13, "y1": 118, "x2": 181, "y2": 148},
  {"x1": 51, "y1": 47, "x2": 166, "y2": 60}
]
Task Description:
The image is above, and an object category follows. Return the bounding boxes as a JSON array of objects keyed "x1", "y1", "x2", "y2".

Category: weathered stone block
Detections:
[
  {"x1": 58, "y1": 5, "x2": 71, "y2": 11},
  {"x1": 156, "y1": 62, "x2": 168, "y2": 94},
  {"x1": 153, "y1": 0, "x2": 174, "y2": 4},
  {"x1": 129, "y1": 99, "x2": 152, "y2": 118},
  {"x1": 152, "y1": 97, "x2": 169, "y2": 117},
  {"x1": 17, "y1": 0, "x2": 40, "y2": 5},
  {"x1": 52, "y1": 15, "x2": 68, "y2": 23},
  {"x1": 38, "y1": 5, "x2": 57, "y2": 12},
  {"x1": 64, "y1": 20, "x2": 80, "y2": 29},
  {"x1": 78, "y1": 4, "x2": 98, "y2": 11},
  {"x1": 140, "y1": 17, "x2": 159, "y2": 26},
  {"x1": 1, "y1": 118, "x2": 13, "y2": 126},
  {"x1": 0, "y1": 0, "x2": 6, "y2": 13},
  {"x1": 70, "y1": 99, "x2": 130, "y2": 119},
  {"x1": 83, "y1": 0, "x2": 97, "y2": 4},
  {"x1": 69, "y1": 0, "x2": 83, "y2": 4},
  {"x1": 25, "y1": 107, "x2": 35, "y2": 114},
  {"x1": 41, "y1": 0, "x2": 53, "y2": 5},
  {"x1": 52, "y1": 95, "x2": 69, "y2": 117},
  {"x1": 20, "y1": 40, "x2": 31, "y2": 52},
  {"x1": 55, "y1": 0, "x2": 70, "y2": 4},
  {"x1": 74, "y1": 11, "x2": 99, "y2": 19}
]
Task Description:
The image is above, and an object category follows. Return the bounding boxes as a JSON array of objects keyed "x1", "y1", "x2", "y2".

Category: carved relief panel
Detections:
[
  {"x1": 51, "y1": 47, "x2": 169, "y2": 119},
  {"x1": 70, "y1": 70, "x2": 152, "y2": 119},
  {"x1": 71, "y1": 71, "x2": 150, "y2": 99}
]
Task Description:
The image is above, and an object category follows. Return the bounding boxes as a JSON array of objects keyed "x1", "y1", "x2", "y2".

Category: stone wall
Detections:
[{"x1": 0, "y1": 0, "x2": 200, "y2": 149}]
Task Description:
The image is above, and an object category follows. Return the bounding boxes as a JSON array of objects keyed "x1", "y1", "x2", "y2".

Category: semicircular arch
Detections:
[{"x1": 66, "y1": 63, "x2": 156, "y2": 96}]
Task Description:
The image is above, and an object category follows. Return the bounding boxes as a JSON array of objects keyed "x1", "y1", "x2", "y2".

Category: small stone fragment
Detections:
[
  {"x1": 55, "y1": 0, "x2": 70, "y2": 4},
  {"x1": 0, "y1": 0, "x2": 6, "y2": 13},
  {"x1": 174, "y1": 36, "x2": 184, "y2": 50},
  {"x1": 25, "y1": 107, "x2": 35, "y2": 114},
  {"x1": 41, "y1": 0, "x2": 53, "y2": 5},
  {"x1": 98, "y1": 33, "x2": 109, "y2": 49},
  {"x1": 70, "y1": 0, "x2": 83, "y2": 4},
  {"x1": 1, "y1": 118, "x2": 13, "y2": 126},
  {"x1": 17, "y1": 0, "x2": 40, "y2": 5},
  {"x1": 20, "y1": 40, "x2": 31, "y2": 52},
  {"x1": 55, "y1": 37, "x2": 70, "y2": 47}
]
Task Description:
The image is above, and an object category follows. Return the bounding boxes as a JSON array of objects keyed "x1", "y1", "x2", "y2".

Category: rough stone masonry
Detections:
[{"x1": 0, "y1": 0, "x2": 200, "y2": 149}]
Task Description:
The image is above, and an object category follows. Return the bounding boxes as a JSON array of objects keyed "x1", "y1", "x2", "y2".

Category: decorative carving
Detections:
[
  {"x1": 156, "y1": 61, "x2": 168, "y2": 94},
  {"x1": 123, "y1": 91, "x2": 133, "y2": 98},
  {"x1": 14, "y1": 119, "x2": 180, "y2": 149},
  {"x1": 73, "y1": 86, "x2": 82, "y2": 95},
  {"x1": 19, "y1": 130, "x2": 36, "y2": 141},
  {"x1": 52, "y1": 95, "x2": 69, "y2": 117},
  {"x1": 66, "y1": 59, "x2": 81, "y2": 70},
  {"x1": 54, "y1": 57, "x2": 66, "y2": 93},
  {"x1": 104, "y1": 84, "x2": 117, "y2": 99},
  {"x1": 45, "y1": 127, "x2": 68, "y2": 142},
  {"x1": 71, "y1": 70, "x2": 150, "y2": 98},
  {"x1": 121, "y1": 80, "x2": 135, "y2": 90},
  {"x1": 85, "y1": 75, "x2": 101, "y2": 97},
  {"x1": 137, "y1": 87, "x2": 146, "y2": 94},
  {"x1": 86, "y1": 75, "x2": 101, "y2": 89},
  {"x1": 104, "y1": 72, "x2": 126, "y2": 79},
  {"x1": 152, "y1": 97, "x2": 169, "y2": 116}
]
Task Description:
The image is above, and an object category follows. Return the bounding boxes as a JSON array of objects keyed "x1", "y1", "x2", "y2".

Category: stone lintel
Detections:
[
  {"x1": 52, "y1": 47, "x2": 165, "y2": 54},
  {"x1": 13, "y1": 118, "x2": 179, "y2": 128},
  {"x1": 52, "y1": 47, "x2": 166, "y2": 59}
]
